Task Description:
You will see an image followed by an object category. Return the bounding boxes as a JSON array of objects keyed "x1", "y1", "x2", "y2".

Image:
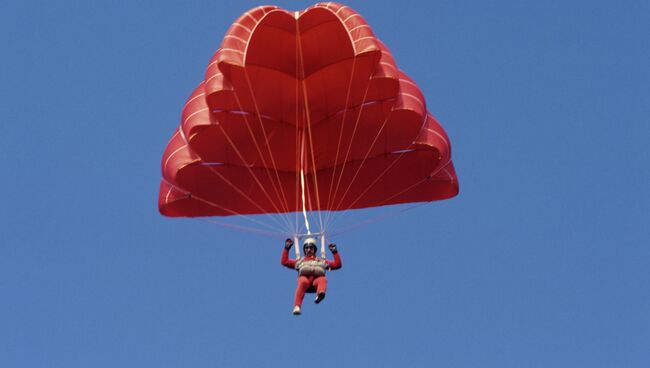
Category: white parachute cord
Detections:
[
  {"x1": 300, "y1": 168, "x2": 311, "y2": 235},
  {"x1": 320, "y1": 234, "x2": 326, "y2": 259},
  {"x1": 300, "y1": 130, "x2": 311, "y2": 236},
  {"x1": 294, "y1": 235, "x2": 300, "y2": 259},
  {"x1": 202, "y1": 219, "x2": 286, "y2": 238},
  {"x1": 328, "y1": 202, "x2": 428, "y2": 237}
]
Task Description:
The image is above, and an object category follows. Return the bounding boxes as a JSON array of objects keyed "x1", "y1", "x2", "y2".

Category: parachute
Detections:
[{"x1": 158, "y1": 3, "x2": 458, "y2": 236}]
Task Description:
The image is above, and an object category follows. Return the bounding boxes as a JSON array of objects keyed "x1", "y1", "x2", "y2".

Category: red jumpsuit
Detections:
[{"x1": 281, "y1": 249, "x2": 342, "y2": 307}]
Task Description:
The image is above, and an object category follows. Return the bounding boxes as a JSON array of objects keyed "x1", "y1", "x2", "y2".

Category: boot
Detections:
[{"x1": 314, "y1": 292, "x2": 326, "y2": 304}]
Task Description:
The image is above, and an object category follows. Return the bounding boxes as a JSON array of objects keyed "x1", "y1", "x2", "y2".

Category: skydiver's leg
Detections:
[
  {"x1": 313, "y1": 276, "x2": 327, "y2": 304},
  {"x1": 313, "y1": 276, "x2": 327, "y2": 293},
  {"x1": 294, "y1": 276, "x2": 310, "y2": 307}
]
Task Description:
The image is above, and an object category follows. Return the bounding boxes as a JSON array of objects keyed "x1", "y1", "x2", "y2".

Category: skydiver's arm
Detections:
[
  {"x1": 327, "y1": 251, "x2": 342, "y2": 270},
  {"x1": 281, "y1": 248, "x2": 297, "y2": 269}
]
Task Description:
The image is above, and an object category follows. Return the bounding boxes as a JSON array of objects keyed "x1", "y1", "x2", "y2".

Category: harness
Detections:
[{"x1": 295, "y1": 257, "x2": 328, "y2": 277}]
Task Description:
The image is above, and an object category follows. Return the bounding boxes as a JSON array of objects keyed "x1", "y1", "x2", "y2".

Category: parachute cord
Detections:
[
  {"x1": 294, "y1": 16, "x2": 301, "y2": 237},
  {"x1": 327, "y1": 157, "x2": 452, "y2": 232},
  {"x1": 377, "y1": 161, "x2": 453, "y2": 207},
  {"x1": 327, "y1": 163, "x2": 453, "y2": 233},
  {"x1": 202, "y1": 219, "x2": 287, "y2": 239},
  {"x1": 202, "y1": 165, "x2": 291, "y2": 233},
  {"x1": 323, "y1": 108, "x2": 396, "y2": 231},
  {"x1": 320, "y1": 234, "x2": 326, "y2": 259},
  {"x1": 241, "y1": 70, "x2": 295, "y2": 220},
  {"x1": 296, "y1": 17, "x2": 324, "y2": 234},
  {"x1": 328, "y1": 202, "x2": 427, "y2": 237},
  {"x1": 324, "y1": 147, "x2": 411, "y2": 232},
  {"x1": 209, "y1": 116, "x2": 294, "y2": 233},
  {"x1": 323, "y1": 74, "x2": 373, "y2": 230},
  {"x1": 300, "y1": 130, "x2": 311, "y2": 235},
  {"x1": 329, "y1": 112, "x2": 393, "y2": 214},
  {"x1": 167, "y1": 130, "x2": 291, "y2": 234},
  {"x1": 324, "y1": 57, "x2": 357, "y2": 216},
  {"x1": 166, "y1": 184, "x2": 283, "y2": 233},
  {"x1": 294, "y1": 235, "x2": 300, "y2": 259},
  {"x1": 229, "y1": 92, "x2": 294, "y2": 233}
]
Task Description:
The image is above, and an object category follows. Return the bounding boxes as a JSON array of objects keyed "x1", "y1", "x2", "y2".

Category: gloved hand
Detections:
[
  {"x1": 285, "y1": 238, "x2": 294, "y2": 249},
  {"x1": 328, "y1": 243, "x2": 338, "y2": 253}
]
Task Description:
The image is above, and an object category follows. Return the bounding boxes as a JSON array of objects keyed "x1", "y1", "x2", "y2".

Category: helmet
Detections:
[{"x1": 303, "y1": 237, "x2": 317, "y2": 253}]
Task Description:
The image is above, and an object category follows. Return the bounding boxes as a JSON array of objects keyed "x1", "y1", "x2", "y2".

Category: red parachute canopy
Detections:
[{"x1": 159, "y1": 3, "x2": 458, "y2": 218}]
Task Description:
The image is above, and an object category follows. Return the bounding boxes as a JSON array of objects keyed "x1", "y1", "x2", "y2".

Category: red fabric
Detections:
[
  {"x1": 159, "y1": 3, "x2": 459, "y2": 217},
  {"x1": 281, "y1": 248, "x2": 341, "y2": 307},
  {"x1": 294, "y1": 276, "x2": 327, "y2": 307}
]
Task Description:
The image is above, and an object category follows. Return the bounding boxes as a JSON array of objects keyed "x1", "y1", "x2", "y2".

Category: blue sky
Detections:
[{"x1": 1, "y1": 0, "x2": 648, "y2": 367}]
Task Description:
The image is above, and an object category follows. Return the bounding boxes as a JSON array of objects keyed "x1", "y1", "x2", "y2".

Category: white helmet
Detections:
[{"x1": 303, "y1": 237, "x2": 317, "y2": 252}]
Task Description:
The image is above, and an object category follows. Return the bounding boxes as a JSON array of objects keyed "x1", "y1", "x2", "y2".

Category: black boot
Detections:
[{"x1": 314, "y1": 292, "x2": 326, "y2": 304}]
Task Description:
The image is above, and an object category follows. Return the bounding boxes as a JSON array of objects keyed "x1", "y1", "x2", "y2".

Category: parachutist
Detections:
[
  {"x1": 281, "y1": 238, "x2": 342, "y2": 315},
  {"x1": 157, "y1": 4, "x2": 458, "y2": 313}
]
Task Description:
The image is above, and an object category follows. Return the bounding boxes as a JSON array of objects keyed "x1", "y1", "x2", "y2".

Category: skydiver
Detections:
[{"x1": 281, "y1": 237, "x2": 342, "y2": 315}]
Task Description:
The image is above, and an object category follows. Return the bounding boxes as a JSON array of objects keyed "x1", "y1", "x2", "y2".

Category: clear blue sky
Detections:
[{"x1": 2, "y1": 1, "x2": 648, "y2": 367}]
